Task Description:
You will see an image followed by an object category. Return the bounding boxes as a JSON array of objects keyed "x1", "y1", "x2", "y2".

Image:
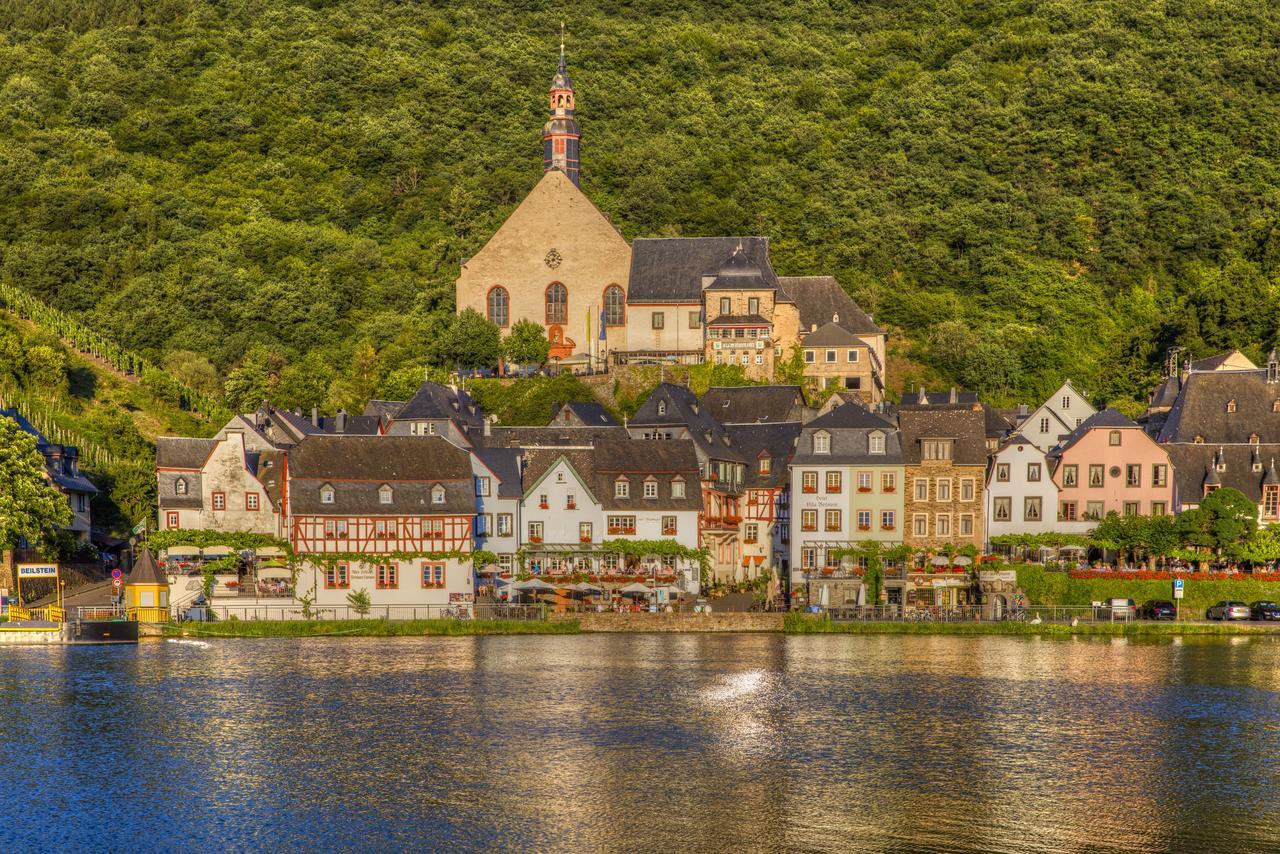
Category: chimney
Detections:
[
  {"x1": 336, "y1": 410, "x2": 347, "y2": 433},
  {"x1": 1018, "y1": 404, "x2": 1028, "y2": 417},
  {"x1": 310, "y1": 406, "x2": 319, "y2": 427},
  {"x1": 483, "y1": 416, "x2": 493, "y2": 437},
  {"x1": 949, "y1": 387, "x2": 958, "y2": 404},
  {"x1": 917, "y1": 386, "x2": 927, "y2": 405}
]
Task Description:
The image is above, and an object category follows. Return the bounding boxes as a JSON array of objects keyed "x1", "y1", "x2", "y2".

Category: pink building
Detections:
[{"x1": 1049, "y1": 409, "x2": 1174, "y2": 533}]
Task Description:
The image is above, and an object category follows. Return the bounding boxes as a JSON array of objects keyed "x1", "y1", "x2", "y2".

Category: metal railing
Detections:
[
  {"x1": 820, "y1": 604, "x2": 1139, "y2": 624},
  {"x1": 193, "y1": 603, "x2": 546, "y2": 622}
]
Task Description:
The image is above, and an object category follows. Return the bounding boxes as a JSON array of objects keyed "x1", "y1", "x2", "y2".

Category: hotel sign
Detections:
[{"x1": 17, "y1": 564, "x2": 59, "y2": 579}]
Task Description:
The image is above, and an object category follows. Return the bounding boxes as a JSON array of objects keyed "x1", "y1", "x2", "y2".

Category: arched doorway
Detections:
[{"x1": 992, "y1": 594, "x2": 1007, "y2": 620}]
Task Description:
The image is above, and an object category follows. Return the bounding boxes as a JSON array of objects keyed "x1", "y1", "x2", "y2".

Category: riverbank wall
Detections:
[
  {"x1": 785, "y1": 613, "x2": 1280, "y2": 636},
  {"x1": 565, "y1": 612, "x2": 786, "y2": 633}
]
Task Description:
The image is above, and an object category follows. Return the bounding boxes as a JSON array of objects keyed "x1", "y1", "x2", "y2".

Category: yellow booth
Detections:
[{"x1": 125, "y1": 549, "x2": 170, "y2": 622}]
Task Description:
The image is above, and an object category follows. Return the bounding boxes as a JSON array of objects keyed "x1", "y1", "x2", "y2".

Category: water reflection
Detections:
[{"x1": 2, "y1": 635, "x2": 1279, "y2": 851}]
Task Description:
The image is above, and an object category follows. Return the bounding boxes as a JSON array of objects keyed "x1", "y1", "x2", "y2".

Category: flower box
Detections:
[
  {"x1": 724, "y1": 516, "x2": 742, "y2": 525},
  {"x1": 566, "y1": 502, "x2": 577, "y2": 510},
  {"x1": 883, "y1": 486, "x2": 896, "y2": 493},
  {"x1": 802, "y1": 486, "x2": 817, "y2": 494},
  {"x1": 539, "y1": 502, "x2": 549, "y2": 509},
  {"x1": 882, "y1": 524, "x2": 895, "y2": 531},
  {"x1": 580, "y1": 536, "x2": 592, "y2": 543},
  {"x1": 857, "y1": 524, "x2": 872, "y2": 531},
  {"x1": 529, "y1": 536, "x2": 543, "y2": 544},
  {"x1": 857, "y1": 487, "x2": 872, "y2": 493}
]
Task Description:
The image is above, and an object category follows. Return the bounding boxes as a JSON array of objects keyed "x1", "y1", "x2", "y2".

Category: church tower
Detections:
[{"x1": 543, "y1": 27, "x2": 581, "y2": 186}]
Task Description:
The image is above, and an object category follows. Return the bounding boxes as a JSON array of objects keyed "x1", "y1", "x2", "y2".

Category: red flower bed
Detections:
[{"x1": 1069, "y1": 569, "x2": 1280, "y2": 582}]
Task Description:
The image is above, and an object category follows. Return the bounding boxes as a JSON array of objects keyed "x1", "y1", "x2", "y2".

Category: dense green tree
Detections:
[
  {"x1": 0, "y1": 417, "x2": 73, "y2": 552},
  {"x1": 437, "y1": 309, "x2": 501, "y2": 371},
  {"x1": 502, "y1": 319, "x2": 551, "y2": 367},
  {"x1": 1200, "y1": 488, "x2": 1259, "y2": 557}
]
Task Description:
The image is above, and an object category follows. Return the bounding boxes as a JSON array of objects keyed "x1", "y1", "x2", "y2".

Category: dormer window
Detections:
[
  {"x1": 868, "y1": 432, "x2": 885, "y2": 455},
  {"x1": 378, "y1": 484, "x2": 393, "y2": 505},
  {"x1": 813, "y1": 431, "x2": 831, "y2": 454},
  {"x1": 320, "y1": 484, "x2": 335, "y2": 504},
  {"x1": 672, "y1": 477, "x2": 686, "y2": 499},
  {"x1": 759, "y1": 454, "x2": 772, "y2": 475},
  {"x1": 1250, "y1": 433, "x2": 1260, "y2": 445},
  {"x1": 615, "y1": 477, "x2": 629, "y2": 499},
  {"x1": 1274, "y1": 400, "x2": 1280, "y2": 413},
  {"x1": 643, "y1": 477, "x2": 658, "y2": 499},
  {"x1": 1226, "y1": 399, "x2": 1237, "y2": 413},
  {"x1": 657, "y1": 401, "x2": 667, "y2": 416},
  {"x1": 1194, "y1": 435, "x2": 1205, "y2": 444},
  {"x1": 175, "y1": 477, "x2": 188, "y2": 496},
  {"x1": 431, "y1": 484, "x2": 446, "y2": 505}
]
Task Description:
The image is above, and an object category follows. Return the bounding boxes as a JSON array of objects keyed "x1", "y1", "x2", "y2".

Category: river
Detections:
[{"x1": 2, "y1": 634, "x2": 1278, "y2": 852}]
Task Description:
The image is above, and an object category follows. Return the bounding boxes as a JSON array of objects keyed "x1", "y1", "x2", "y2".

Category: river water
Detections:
[{"x1": 2, "y1": 634, "x2": 1279, "y2": 852}]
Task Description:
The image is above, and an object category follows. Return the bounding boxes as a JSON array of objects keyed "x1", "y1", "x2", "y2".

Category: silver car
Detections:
[{"x1": 1206, "y1": 600, "x2": 1251, "y2": 621}]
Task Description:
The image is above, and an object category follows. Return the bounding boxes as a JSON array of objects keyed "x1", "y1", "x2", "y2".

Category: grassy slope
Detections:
[
  {"x1": 1014, "y1": 564, "x2": 1280, "y2": 615},
  {"x1": 163, "y1": 618, "x2": 580, "y2": 637}
]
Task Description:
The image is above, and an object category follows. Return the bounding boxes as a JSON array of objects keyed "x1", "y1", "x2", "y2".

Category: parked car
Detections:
[
  {"x1": 1108, "y1": 598, "x2": 1136, "y2": 620},
  {"x1": 1250, "y1": 601, "x2": 1280, "y2": 621},
  {"x1": 1206, "y1": 601, "x2": 1251, "y2": 621},
  {"x1": 1138, "y1": 600, "x2": 1176, "y2": 620}
]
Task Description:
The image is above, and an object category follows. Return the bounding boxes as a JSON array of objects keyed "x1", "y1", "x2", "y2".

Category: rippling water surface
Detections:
[{"x1": 2, "y1": 634, "x2": 1279, "y2": 852}]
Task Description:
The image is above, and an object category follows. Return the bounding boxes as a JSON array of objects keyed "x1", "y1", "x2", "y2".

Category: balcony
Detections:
[{"x1": 723, "y1": 515, "x2": 743, "y2": 526}]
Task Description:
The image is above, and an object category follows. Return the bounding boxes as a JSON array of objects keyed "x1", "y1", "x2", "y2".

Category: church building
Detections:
[{"x1": 455, "y1": 43, "x2": 887, "y2": 398}]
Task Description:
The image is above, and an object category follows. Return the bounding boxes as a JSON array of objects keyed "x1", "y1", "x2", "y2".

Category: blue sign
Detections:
[
  {"x1": 1173, "y1": 579, "x2": 1184, "y2": 590},
  {"x1": 111, "y1": 568, "x2": 123, "y2": 580}
]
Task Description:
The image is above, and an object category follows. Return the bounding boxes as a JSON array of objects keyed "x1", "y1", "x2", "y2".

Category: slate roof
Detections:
[
  {"x1": 1, "y1": 409, "x2": 44, "y2": 445},
  {"x1": 794, "y1": 402, "x2": 902, "y2": 466},
  {"x1": 395, "y1": 381, "x2": 484, "y2": 427},
  {"x1": 472, "y1": 447, "x2": 524, "y2": 499},
  {"x1": 1157, "y1": 370, "x2": 1280, "y2": 444},
  {"x1": 362, "y1": 399, "x2": 406, "y2": 419},
  {"x1": 478, "y1": 426, "x2": 628, "y2": 448},
  {"x1": 157, "y1": 438, "x2": 217, "y2": 469},
  {"x1": 287, "y1": 436, "x2": 474, "y2": 514},
  {"x1": 782, "y1": 276, "x2": 883, "y2": 336},
  {"x1": 629, "y1": 383, "x2": 746, "y2": 462},
  {"x1": 522, "y1": 440, "x2": 703, "y2": 512},
  {"x1": 626, "y1": 237, "x2": 779, "y2": 304},
  {"x1": 725, "y1": 423, "x2": 803, "y2": 488},
  {"x1": 701, "y1": 386, "x2": 806, "y2": 425},
  {"x1": 256, "y1": 449, "x2": 287, "y2": 508},
  {"x1": 1167, "y1": 444, "x2": 1280, "y2": 505},
  {"x1": 1191, "y1": 350, "x2": 1255, "y2": 371},
  {"x1": 798, "y1": 321, "x2": 864, "y2": 347},
  {"x1": 707, "y1": 314, "x2": 771, "y2": 326},
  {"x1": 901, "y1": 388, "x2": 982, "y2": 407},
  {"x1": 549, "y1": 401, "x2": 620, "y2": 427},
  {"x1": 898, "y1": 406, "x2": 989, "y2": 466},
  {"x1": 703, "y1": 247, "x2": 772, "y2": 291},
  {"x1": 1049, "y1": 408, "x2": 1142, "y2": 457}
]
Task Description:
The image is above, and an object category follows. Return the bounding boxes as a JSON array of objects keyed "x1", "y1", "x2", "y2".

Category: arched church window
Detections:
[
  {"x1": 546, "y1": 283, "x2": 567, "y2": 325},
  {"x1": 603, "y1": 285, "x2": 625, "y2": 326},
  {"x1": 487, "y1": 286, "x2": 509, "y2": 327}
]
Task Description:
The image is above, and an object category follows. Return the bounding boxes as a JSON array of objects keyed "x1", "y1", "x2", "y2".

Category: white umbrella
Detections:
[
  {"x1": 617, "y1": 582, "x2": 652, "y2": 596},
  {"x1": 818, "y1": 585, "x2": 830, "y2": 608},
  {"x1": 255, "y1": 547, "x2": 284, "y2": 558},
  {"x1": 202, "y1": 546, "x2": 233, "y2": 558},
  {"x1": 953, "y1": 556, "x2": 973, "y2": 566},
  {"x1": 856, "y1": 584, "x2": 866, "y2": 606},
  {"x1": 257, "y1": 567, "x2": 292, "y2": 580},
  {"x1": 164, "y1": 546, "x2": 201, "y2": 559},
  {"x1": 515, "y1": 578, "x2": 560, "y2": 592},
  {"x1": 931, "y1": 555, "x2": 950, "y2": 566},
  {"x1": 572, "y1": 582, "x2": 604, "y2": 595}
]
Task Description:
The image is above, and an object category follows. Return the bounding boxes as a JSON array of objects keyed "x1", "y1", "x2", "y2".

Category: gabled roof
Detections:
[
  {"x1": 782, "y1": 276, "x2": 883, "y2": 336},
  {"x1": 156, "y1": 437, "x2": 217, "y2": 469},
  {"x1": 701, "y1": 386, "x2": 805, "y2": 425},
  {"x1": 1157, "y1": 369, "x2": 1280, "y2": 444},
  {"x1": 629, "y1": 383, "x2": 746, "y2": 462},
  {"x1": 805, "y1": 401, "x2": 896, "y2": 431},
  {"x1": 626, "y1": 237, "x2": 778, "y2": 304},
  {"x1": 1191, "y1": 350, "x2": 1257, "y2": 372},
  {"x1": 472, "y1": 447, "x2": 524, "y2": 499},
  {"x1": 0, "y1": 408, "x2": 45, "y2": 446},
  {"x1": 725, "y1": 423, "x2": 802, "y2": 488},
  {"x1": 362, "y1": 399, "x2": 406, "y2": 419},
  {"x1": 798, "y1": 321, "x2": 865, "y2": 348},
  {"x1": 521, "y1": 440, "x2": 703, "y2": 512},
  {"x1": 1049, "y1": 408, "x2": 1142, "y2": 457},
  {"x1": 897, "y1": 406, "x2": 988, "y2": 466},
  {"x1": 395, "y1": 381, "x2": 484, "y2": 426},
  {"x1": 549, "y1": 401, "x2": 620, "y2": 427}
]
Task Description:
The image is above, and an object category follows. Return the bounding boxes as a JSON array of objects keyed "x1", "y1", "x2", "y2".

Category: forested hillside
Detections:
[{"x1": 2, "y1": 0, "x2": 1279, "y2": 412}]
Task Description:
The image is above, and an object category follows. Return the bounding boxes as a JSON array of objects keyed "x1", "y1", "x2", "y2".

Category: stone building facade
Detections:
[{"x1": 899, "y1": 405, "x2": 987, "y2": 553}]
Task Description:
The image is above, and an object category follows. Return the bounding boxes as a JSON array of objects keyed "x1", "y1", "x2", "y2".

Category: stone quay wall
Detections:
[{"x1": 565, "y1": 612, "x2": 785, "y2": 633}]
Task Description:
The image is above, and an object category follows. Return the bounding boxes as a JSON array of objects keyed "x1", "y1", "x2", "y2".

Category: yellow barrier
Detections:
[
  {"x1": 7, "y1": 606, "x2": 31, "y2": 622},
  {"x1": 126, "y1": 607, "x2": 170, "y2": 624}
]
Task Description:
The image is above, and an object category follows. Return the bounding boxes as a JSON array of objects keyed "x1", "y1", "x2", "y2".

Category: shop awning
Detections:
[
  {"x1": 257, "y1": 567, "x2": 292, "y2": 580},
  {"x1": 164, "y1": 546, "x2": 201, "y2": 559},
  {"x1": 255, "y1": 547, "x2": 285, "y2": 558},
  {"x1": 202, "y1": 546, "x2": 233, "y2": 558}
]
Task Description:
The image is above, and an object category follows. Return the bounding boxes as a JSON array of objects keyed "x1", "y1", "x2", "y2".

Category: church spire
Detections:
[{"x1": 543, "y1": 23, "x2": 581, "y2": 186}]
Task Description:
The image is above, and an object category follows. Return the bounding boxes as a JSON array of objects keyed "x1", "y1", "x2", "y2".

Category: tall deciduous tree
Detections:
[
  {"x1": 437, "y1": 309, "x2": 501, "y2": 370},
  {"x1": 502, "y1": 319, "x2": 551, "y2": 367},
  {"x1": 0, "y1": 417, "x2": 73, "y2": 552}
]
